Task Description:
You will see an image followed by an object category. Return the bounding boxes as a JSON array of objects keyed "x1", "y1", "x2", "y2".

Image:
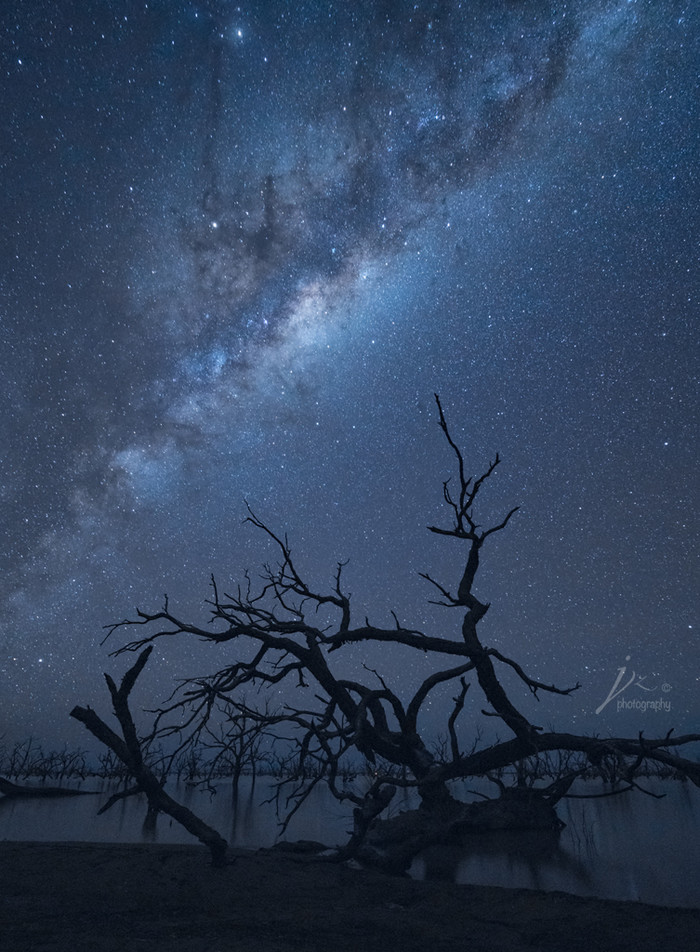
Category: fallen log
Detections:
[{"x1": 0, "y1": 777, "x2": 98, "y2": 799}]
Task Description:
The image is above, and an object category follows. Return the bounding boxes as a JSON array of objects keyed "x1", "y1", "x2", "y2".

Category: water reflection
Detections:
[
  {"x1": 1, "y1": 777, "x2": 698, "y2": 908},
  {"x1": 415, "y1": 827, "x2": 595, "y2": 895}
]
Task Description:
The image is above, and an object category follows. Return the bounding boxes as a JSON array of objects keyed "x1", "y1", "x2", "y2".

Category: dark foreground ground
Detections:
[{"x1": 1, "y1": 842, "x2": 699, "y2": 952}]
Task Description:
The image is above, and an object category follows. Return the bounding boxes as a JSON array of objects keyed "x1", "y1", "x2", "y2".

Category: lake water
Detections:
[{"x1": 1, "y1": 776, "x2": 698, "y2": 908}]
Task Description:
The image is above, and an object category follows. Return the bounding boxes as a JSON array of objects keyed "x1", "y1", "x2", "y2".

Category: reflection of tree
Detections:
[
  {"x1": 73, "y1": 396, "x2": 700, "y2": 869},
  {"x1": 419, "y1": 827, "x2": 594, "y2": 893}
]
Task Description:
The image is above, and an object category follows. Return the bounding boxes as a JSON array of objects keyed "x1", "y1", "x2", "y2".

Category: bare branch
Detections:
[
  {"x1": 448, "y1": 678, "x2": 470, "y2": 762},
  {"x1": 487, "y1": 648, "x2": 581, "y2": 698},
  {"x1": 77, "y1": 396, "x2": 699, "y2": 870}
]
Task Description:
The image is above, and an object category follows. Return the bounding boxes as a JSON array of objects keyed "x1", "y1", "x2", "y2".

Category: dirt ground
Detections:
[{"x1": 1, "y1": 841, "x2": 699, "y2": 952}]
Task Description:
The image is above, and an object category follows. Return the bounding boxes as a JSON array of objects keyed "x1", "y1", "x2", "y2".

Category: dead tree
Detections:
[
  {"x1": 90, "y1": 395, "x2": 699, "y2": 870},
  {"x1": 200, "y1": 699, "x2": 274, "y2": 800},
  {"x1": 70, "y1": 647, "x2": 229, "y2": 867}
]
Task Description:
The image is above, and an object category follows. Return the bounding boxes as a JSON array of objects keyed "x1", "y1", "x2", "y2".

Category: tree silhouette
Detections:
[{"x1": 73, "y1": 395, "x2": 700, "y2": 869}]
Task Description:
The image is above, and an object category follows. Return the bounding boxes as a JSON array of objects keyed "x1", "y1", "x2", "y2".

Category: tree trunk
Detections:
[
  {"x1": 71, "y1": 703, "x2": 229, "y2": 866},
  {"x1": 70, "y1": 648, "x2": 228, "y2": 867}
]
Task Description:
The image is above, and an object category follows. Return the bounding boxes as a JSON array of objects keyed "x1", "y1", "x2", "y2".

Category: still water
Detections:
[{"x1": 1, "y1": 776, "x2": 698, "y2": 908}]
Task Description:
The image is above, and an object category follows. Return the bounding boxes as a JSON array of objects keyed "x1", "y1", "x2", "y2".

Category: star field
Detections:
[{"x1": 1, "y1": 0, "x2": 698, "y2": 750}]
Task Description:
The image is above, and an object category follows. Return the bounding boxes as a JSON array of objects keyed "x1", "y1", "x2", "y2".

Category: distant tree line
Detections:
[{"x1": 0, "y1": 734, "x2": 364, "y2": 788}]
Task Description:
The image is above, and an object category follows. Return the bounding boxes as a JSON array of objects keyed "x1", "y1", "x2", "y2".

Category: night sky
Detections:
[{"x1": 1, "y1": 0, "x2": 698, "y2": 754}]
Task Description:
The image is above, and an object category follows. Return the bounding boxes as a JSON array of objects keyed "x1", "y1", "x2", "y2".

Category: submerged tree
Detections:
[{"x1": 74, "y1": 395, "x2": 700, "y2": 870}]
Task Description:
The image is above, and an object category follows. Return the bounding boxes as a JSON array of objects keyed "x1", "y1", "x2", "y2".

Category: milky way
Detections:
[{"x1": 1, "y1": 0, "x2": 697, "y2": 748}]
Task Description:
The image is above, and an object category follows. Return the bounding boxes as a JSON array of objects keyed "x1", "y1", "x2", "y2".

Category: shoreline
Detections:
[{"x1": 2, "y1": 841, "x2": 699, "y2": 952}]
